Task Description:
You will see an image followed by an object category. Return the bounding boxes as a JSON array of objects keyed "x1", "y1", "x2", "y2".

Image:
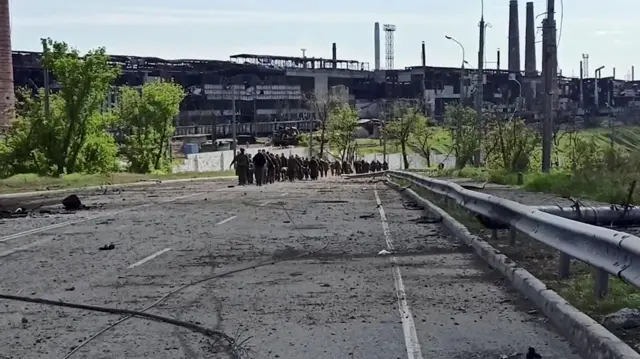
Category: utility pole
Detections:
[
  {"x1": 41, "y1": 39, "x2": 51, "y2": 123},
  {"x1": 541, "y1": 0, "x2": 557, "y2": 172},
  {"x1": 474, "y1": 14, "x2": 486, "y2": 165},
  {"x1": 231, "y1": 85, "x2": 237, "y2": 157}
]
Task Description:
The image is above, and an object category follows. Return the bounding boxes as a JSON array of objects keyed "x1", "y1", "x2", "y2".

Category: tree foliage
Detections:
[
  {"x1": 327, "y1": 103, "x2": 359, "y2": 161},
  {"x1": 483, "y1": 115, "x2": 540, "y2": 172},
  {"x1": 116, "y1": 81, "x2": 185, "y2": 173},
  {"x1": 0, "y1": 39, "x2": 121, "y2": 177},
  {"x1": 305, "y1": 86, "x2": 349, "y2": 159},
  {"x1": 445, "y1": 103, "x2": 480, "y2": 169},
  {"x1": 382, "y1": 104, "x2": 427, "y2": 169},
  {"x1": 0, "y1": 38, "x2": 185, "y2": 179},
  {"x1": 409, "y1": 116, "x2": 434, "y2": 168}
]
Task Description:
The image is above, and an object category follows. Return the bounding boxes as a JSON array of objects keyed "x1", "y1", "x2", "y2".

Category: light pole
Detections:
[
  {"x1": 231, "y1": 85, "x2": 237, "y2": 157},
  {"x1": 445, "y1": 35, "x2": 466, "y2": 103},
  {"x1": 594, "y1": 66, "x2": 605, "y2": 109},
  {"x1": 508, "y1": 74, "x2": 522, "y2": 119}
]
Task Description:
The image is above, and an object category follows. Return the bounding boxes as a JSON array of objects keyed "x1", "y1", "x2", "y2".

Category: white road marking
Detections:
[
  {"x1": 373, "y1": 185, "x2": 424, "y2": 359},
  {"x1": 128, "y1": 248, "x2": 172, "y2": 269},
  {"x1": 215, "y1": 215, "x2": 237, "y2": 225},
  {"x1": 281, "y1": 192, "x2": 288, "y2": 196},
  {"x1": 259, "y1": 201, "x2": 270, "y2": 207},
  {"x1": 0, "y1": 192, "x2": 205, "y2": 257}
]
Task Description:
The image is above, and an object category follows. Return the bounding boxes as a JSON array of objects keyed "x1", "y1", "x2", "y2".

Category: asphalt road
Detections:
[{"x1": 0, "y1": 177, "x2": 583, "y2": 359}]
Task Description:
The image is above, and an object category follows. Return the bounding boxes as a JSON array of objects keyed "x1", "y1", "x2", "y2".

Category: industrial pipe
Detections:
[{"x1": 477, "y1": 205, "x2": 640, "y2": 229}]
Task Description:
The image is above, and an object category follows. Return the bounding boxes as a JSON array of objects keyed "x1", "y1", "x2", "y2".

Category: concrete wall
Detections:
[
  {"x1": 173, "y1": 145, "x2": 457, "y2": 173},
  {"x1": 357, "y1": 152, "x2": 456, "y2": 170},
  {"x1": 173, "y1": 146, "x2": 309, "y2": 173}
]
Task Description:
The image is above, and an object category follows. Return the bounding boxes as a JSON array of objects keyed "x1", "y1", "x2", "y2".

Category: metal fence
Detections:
[{"x1": 385, "y1": 170, "x2": 640, "y2": 297}]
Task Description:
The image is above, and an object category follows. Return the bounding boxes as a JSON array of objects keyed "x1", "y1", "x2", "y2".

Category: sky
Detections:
[{"x1": 9, "y1": 0, "x2": 639, "y2": 79}]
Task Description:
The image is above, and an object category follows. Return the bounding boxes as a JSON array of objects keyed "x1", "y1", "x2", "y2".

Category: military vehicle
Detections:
[{"x1": 272, "y1": 126, "x2": 299, "y2": 146}]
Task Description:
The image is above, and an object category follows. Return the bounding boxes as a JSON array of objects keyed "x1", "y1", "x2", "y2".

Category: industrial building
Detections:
[{"x1": 7, "y1": 1, "x2": 640, "y2": 137}]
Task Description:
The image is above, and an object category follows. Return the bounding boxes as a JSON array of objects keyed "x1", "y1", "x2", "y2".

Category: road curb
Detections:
[
  {"x1": 385, "y1": 180, "x2": 640, "y2": 359},
  {"x1": 0, "y1": 176, "x2": 236, "y2": 200}
]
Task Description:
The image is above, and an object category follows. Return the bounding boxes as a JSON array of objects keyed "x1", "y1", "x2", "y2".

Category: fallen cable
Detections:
[
  {"x1": 0, "y1": 293, "x2": 238, "y2": 350},
  {"x1": 57, "y1": 197, "x2": 329, "y2": 358}
]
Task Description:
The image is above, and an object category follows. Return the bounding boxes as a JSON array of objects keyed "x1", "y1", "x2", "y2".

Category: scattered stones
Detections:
[{"x1": 602, "y1": 308, "x2": 640, "y2": 331}]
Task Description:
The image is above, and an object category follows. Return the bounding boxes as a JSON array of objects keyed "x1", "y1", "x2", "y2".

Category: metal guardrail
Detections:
[{"x1": 386, "y1": 170, "x2": 640, "y2": 297}]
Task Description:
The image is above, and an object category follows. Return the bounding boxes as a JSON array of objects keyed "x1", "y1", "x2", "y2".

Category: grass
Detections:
[
  {"x1": 0, "y1": 170, "x2": 235, "y2": 195},
  {"x1": 355, "y1": 127, "x2": 452, "y2": 156},
  {"x1": 557, "y1": 273, "x2": 640, "y2": 316}
]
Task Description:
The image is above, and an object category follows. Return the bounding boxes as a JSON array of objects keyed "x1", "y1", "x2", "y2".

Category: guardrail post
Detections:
[
  {"x1": 517, "y1": 172, "x2": 524, "y2": 185},
  {"x1": 509, "y1": 226, "x2": 517, "y2": 246},
  {"x1": 491, "y1": 228, "x2": 498, "y2": 241},
  {"x1": 558, "y1": 252, "x2": 571, "y2": 279},
  {"x1": 594, "y1": 269, "x2": 609, "y2": 297}
]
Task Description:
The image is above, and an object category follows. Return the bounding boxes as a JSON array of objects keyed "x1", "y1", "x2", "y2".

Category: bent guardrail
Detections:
[{"x1": 383, "y1": 170, "x2": 640, "y2": 297}]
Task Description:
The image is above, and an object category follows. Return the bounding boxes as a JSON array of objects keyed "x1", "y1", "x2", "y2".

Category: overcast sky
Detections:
[{"x1": 9, "y1": 0, "x2": 638, "y2": 78}]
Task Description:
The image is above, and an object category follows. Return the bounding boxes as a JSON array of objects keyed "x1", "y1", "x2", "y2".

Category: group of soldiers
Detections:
[{"x1": 229, "y1": 148, "x2": 389, "y2": 186}]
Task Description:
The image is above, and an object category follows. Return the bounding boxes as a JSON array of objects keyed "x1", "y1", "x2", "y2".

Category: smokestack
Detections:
[
  {"x1": 332, "y1": 42, "x2": 337, "y2": 69},
  {"x1": 497, "y1": 49, "x2": 501, "y2": 70},
  {"x1": 508, "y1": 0, "x2": 521, "y2": 72},
  {"x1": 613, "y1": 67, "x2": 616, "y2": 79},
  {"x1": 633, "y1": 66, "x2": 635, "y2": 81},
  {"x1": 524, "y1": 2, "x2": 536, "y2": 75},
  {"x1": 374, "y1": 22, "x2": 381, "y2": 70},
  {"x1": 0, "y1": 0, "x2": 13, "y2": 132},
  {"x1": 421, "y1": 42, "x2": 426, "y2": 67}
]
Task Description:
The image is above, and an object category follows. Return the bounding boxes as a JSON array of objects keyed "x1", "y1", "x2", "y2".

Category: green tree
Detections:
[
  {"x1": 383, "y1": 104, "x2": 426, "y2": 169},
  {"x1": 410, "y1": 117, "x2": 434, "y2": 168},
  {"x1": 484, "y1": 115, "x2": 539, "y2": 172},
  {"x1": 445, "y1": 103, "x2": 480, "y2": 169},
  {"x1": 1, "y1": 44, "x2": 120, "y2": 178},
  {"x1": 41, "y1": 38, "x2": 121, "y2": 175},
  {"x1": 305, "y1": 90, "x2": 345, "y2": 159},
  {"x1": 117, "y1": 81, "x2": 185, "y2": 173},
  {"x1": 327, "y1": 103, "x2": 359, "y2": 161}
]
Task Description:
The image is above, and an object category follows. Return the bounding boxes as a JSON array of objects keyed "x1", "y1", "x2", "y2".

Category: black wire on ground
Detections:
[{"x1": 51, "y1": 192, "x2": 330, "y2": 358}]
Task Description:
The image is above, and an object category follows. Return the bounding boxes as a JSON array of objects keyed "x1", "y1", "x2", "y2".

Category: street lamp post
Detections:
[
  {"x1": 508, "y1": 75, "x2": 523, "y2": 119},
  {"x1": 445, "y1": 35, "x2": 466, "y2": 103}
]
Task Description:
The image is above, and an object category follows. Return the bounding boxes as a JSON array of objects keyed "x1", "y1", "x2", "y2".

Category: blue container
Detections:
[{"x1": 183, "y1": 143, "x2": 200, "y2": 155}]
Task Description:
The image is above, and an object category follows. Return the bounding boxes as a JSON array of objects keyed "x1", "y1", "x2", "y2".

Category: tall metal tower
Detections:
[
  {"x1": 582, "y1": 54, "x2": 589, "y2": 76},
  {"x1": 383, "y1": 24, "x2": 396, "y2": 69}
]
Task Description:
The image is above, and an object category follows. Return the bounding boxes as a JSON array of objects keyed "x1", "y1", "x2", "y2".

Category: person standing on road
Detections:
[
  {"x1": 230, "y1": 148, "x2": 249, "y2": 185},
  {"x1": 246, "y1": 154, "x2": 254, "y2": 185},
  {"x1": 309, "y1": 156, "x2": 320, "y2": 180},
  {"x1": 287, "y1": 155, "x2": 298, "y2": 182},
  {"x1": 252, "y1": 150, "x2": 267, "y2": 186}
]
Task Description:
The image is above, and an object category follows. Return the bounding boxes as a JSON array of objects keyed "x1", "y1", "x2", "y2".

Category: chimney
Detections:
[
  {"x1": 633, "y1": 66, "x2": 635, "y2": 81},
  {"x1": 421, "y1": 41, "x2": 426, "y2": 67},
  {"x1": 332, "y1": 42, "x2": 337, "y2": 69},
  {"x1": 497, "y1": 49, "x2": 501, "y2": 70},
  {"x1": 0, "y1": 0, "x2": 13, "y2": 132},
  {"x1": 508, "y1": 0, "x2": 521, "y2": 72},
  {"x1": 374, "y1": 22, "x2": 381, "y2": 70},
  {"x1": 524, "y1": 2, "x2": 536, "y2": 75}
]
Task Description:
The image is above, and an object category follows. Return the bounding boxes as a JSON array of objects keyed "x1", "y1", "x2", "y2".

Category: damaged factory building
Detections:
[{"x1": 8, "y1": 1, "x2": 640, "y2": 137}]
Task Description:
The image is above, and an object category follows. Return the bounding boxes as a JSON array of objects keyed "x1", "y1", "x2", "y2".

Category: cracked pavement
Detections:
[{"x1": 0, "y1": 178, "x2": 583, "y2": 358}]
